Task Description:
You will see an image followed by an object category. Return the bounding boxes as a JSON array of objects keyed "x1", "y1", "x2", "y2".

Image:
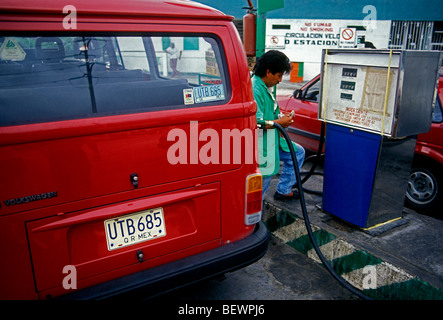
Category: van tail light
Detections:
[{"x1": 245, "y1": 173, "x2": 263, "y2": 225}]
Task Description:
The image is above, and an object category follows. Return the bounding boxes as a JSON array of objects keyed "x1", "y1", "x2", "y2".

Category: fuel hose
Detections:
[
  {"x1": 297, "y1": 121, "x2": 325, "y2": 195},
  {"x1": 270, "y1": 122, "x2": 372, "y2": 300}
]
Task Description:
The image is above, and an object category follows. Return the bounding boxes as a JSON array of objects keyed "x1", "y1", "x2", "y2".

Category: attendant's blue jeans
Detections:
[{"x1": 262, "y1": 143, "x2": 305, "y2": 198}]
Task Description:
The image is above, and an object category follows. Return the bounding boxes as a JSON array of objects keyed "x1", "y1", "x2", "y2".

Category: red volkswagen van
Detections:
[{"x1": 0, "y1": 0, "x2": 267, "y2": 299}]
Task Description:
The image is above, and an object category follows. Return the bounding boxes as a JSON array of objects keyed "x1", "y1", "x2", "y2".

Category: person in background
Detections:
[{"x1": 165, "y1": 42, "x2": 181, "y2": 77}]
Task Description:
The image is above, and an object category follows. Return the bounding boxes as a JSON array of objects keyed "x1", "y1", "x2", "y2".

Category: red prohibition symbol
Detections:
[
  {"x1": 342, "y1": 28, "x2": 354, "y2": 40},
  {"x1": 270, "y1": 36, "x2": 279, "y2": 44}
]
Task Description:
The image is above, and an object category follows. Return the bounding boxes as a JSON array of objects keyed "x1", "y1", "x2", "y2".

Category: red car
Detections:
[{"x1": 278, "y1": 73, "x2": 443, "y2": 214}]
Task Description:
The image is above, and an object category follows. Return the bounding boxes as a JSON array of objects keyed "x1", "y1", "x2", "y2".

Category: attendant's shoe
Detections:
[{"x1": 273, "y1": 190, "x2": 299, "y2": 201}]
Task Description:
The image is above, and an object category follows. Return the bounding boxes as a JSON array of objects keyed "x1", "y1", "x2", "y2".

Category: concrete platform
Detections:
[{"x1": 262, "y1": 160, "x2": 443, "y2": 300}]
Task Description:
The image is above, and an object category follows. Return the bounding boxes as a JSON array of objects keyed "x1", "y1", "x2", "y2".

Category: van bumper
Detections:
[{"x1": 59, "y1": 221, "x2": 269, "y2": 300}]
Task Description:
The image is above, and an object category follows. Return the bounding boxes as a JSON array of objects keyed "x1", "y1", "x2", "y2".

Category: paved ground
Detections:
[
  {"x1": 263, "y1": 159, "x2": 443, "y2": 300},
  {"x1": 154, "y1": 234, "x2": 358, "y2": 301}
]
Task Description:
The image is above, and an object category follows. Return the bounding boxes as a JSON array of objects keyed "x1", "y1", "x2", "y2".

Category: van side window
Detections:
[{"x1": 0, "y1": 35, "x2": 229, "y2": 126}]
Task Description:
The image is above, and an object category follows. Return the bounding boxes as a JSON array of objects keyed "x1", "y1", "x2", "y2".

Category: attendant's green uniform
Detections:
[{"x1": 252, "y1": 75, "x2": 297, "y2": 178}]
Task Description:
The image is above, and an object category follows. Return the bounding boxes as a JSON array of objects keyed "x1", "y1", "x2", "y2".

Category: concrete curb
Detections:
[{"x1": 263, "y1": 201, "x2": 443, "y2": 300}]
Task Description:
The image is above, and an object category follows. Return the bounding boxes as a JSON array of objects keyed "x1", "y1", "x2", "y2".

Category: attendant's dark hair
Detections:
[{"x1": 253, "y1": 50, "x2": 292, "y2": 77}]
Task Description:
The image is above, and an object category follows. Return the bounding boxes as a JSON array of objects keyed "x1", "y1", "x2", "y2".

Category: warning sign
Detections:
[
  {"x1": 266, "y1": 35, "x2": 285, "y2": 49},
  {"x1": 0, "y1": 38, "x2": 26, "y2": 61},
  {"x1": 339, "y1": 28, "x2": 357, "y2": 48}
]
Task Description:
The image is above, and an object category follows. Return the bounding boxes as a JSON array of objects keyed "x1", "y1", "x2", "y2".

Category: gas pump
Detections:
[{"x1": 318, "y1": 49, "x2": 442, "y2": 229}]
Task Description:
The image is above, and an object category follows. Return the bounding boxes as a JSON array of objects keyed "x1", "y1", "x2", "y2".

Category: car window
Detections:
[
  {"x1": 303, "y1": 78, "x2": 320, "y2": 101},
  {"x1": 0, "y1": 34, "x2": 229, "y2": 126},
  {"x1": 433, "y1": 95, "x2": 442, "y2": 123}
]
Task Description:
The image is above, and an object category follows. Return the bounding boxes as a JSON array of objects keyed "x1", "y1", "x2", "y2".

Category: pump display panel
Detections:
[
  {"x1": 319, "y1": 50, "x2": 400, "y2": 136},
  {"x1": 318, "y1": 49, "x2": 441, "y2": 137}
]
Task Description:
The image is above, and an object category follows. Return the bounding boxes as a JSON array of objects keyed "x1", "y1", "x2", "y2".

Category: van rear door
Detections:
[{"x1": 0, "y1": 28, "x2": 251, "y2": 298}]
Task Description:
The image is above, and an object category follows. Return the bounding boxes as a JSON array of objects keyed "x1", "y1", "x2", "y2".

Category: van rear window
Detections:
[{"x1": 0, "y1": 35, "x2": 229, "y2": 126}]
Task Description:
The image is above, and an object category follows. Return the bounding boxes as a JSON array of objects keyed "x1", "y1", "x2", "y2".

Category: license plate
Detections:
[
  {"x1": 193, "y1": 84, "x2": 225, "y2": 103},
  {"x1": 104, "y1": 207, "x2": 166, "y2": 251}
]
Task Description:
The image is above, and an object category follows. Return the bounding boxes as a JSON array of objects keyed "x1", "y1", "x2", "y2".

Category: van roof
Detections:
[{"x1": 0, "y1": 0, "x2": 233, "y2": 21}]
